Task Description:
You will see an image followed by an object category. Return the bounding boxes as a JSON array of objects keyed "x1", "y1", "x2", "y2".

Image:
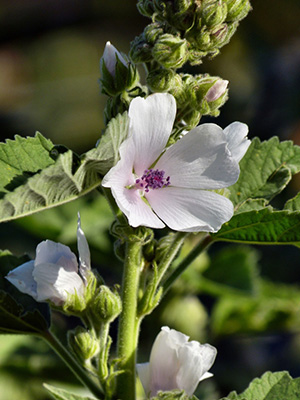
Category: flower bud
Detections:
[
  {"x1": 147, "y1": 68, "x2": 177, "y2": 92},
  {"x1": 100, "y1": 41, "x2": 140, "y2": 96},
  {"x1": 90, "y1": 285, "x2": 122, "y2": 324},
  {"x1": 130, "y1": 33, "x2": 153, "y2": 64},
  {"x1": 152, "y1": 34, "x2": 188, "y2": 69},
  {"x1": 68, "y1": 326, "x2": 99, "y2": 362},
  {"x1": 201, "y1": 0, "x2": 228, "y2": 27},
  {"x1": 137, "y1": 0, "x2": 156, "y2": 18},
  {"x1": 205, "y1": 79, "x2": 228, "y2": 102},
  {"x1": 144, "y1": 23, "x2": 164, "y2": 45},
  {"x1": 226, "y1": 0, "x2": 252, "y2": 22}
]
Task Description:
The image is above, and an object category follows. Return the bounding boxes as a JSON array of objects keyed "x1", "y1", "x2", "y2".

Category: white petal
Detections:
[
  {"x1": 148, "y1": 327, "x2": 181, "y2": 395},
  {"x1": 102, "y1": 41, "x2": 127, "y2": 77},
  {"x1": 5, "y1": 261, "x2": 37, "y2": 299},
  {"x1": 35, "y1": 240, "x2": 78, "y2": 272},
  {"x1": 155, "y1": 123, "x2": 239, "y2": 189},
  {"x1": 147, "y1": 187, "x2": 234, "y2": 232},
  {"x1": 224, "y1": 121, "x2": 251, "y2": 163},
  {"x1": 129, "y1": 93, "x2": 176, "y2": 175},
  {"x1": 137, "y1": 363, "x2": 151, "y2": 397},
  {"x1": 176, "y1": 342, "x2": 216, "y2": 396},
  {"x1": 33, "y1": 263, "x2": 84, "y2": 305},
  {"x1": 77, "y1": 213, "x2": 91, "y2": 280}
]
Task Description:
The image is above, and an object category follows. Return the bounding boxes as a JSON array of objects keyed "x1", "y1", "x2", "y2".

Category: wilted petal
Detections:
[
  {"x1": 6, "y1": 260, "x2": 37, "y2": 299},
  {"x1": 35, "y1": 240, "x2": 78, "y2": 272},
  {"x1": 147, "y1": 187, "x2": 233, "y2": 232},
  {"x1": 156, "y1": 123, "x2": 239, "y2": 189},
  {"x1": 33, "y1": 263, "x2": 84, "y2": 305},
  {"x1": 224, "y1": 121, "x2": 250, "y2": 163},
  {"x1": 129, "y1": 93, "x2": 176, "y2": 175}
]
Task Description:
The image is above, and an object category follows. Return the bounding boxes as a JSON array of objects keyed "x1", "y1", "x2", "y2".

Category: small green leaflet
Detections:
[
  {"x1": 0, "y1": 250, "x2": 50, "y2": 334},
  {"x1": 44, "y1": 384, "x2": 98, "y2": 400},
  {"x1": 0, "y1": 112, "x2": 129, "y2": 223},
  {"x1": 221, "y1": 371, "x2": 300, "y2": 400}
]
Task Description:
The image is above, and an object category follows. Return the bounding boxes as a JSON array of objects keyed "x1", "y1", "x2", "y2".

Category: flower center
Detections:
[{"x1": 135, "y1": 169, "x2": 170, "y2": 193}]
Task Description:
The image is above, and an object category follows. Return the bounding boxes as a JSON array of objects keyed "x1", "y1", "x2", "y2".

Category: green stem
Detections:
[
  {"x1": 42, "y1": 330, "x2": 104, "y2": 399},
  {"x1": 98, "y1": 323, "x2": 110, "y2": 382},
  {"x1": 115, "y1": 238, "x2": 142, "y2": 400},
  {"x1": 162, "y1": 233, "x2": 214, "y2": 296}
]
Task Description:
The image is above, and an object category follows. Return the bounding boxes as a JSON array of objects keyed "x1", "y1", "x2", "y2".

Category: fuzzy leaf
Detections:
[
  {"x1": 44, "y1": 384, "x2": 97, "y2": 400},
  {"x1": 221, "y1": 371, "x2": 300, "y2": 400},
  {"x1": 213, "y1": 208, "x2": 300, "y2": 246},
  {"x1": 0, "y1": 250, "x2": 50, "y2": 334},
  {"x1": 229, "y1": 137, "x2": 300, "y2": 208},
  {"x1": 0, "y1": 112, "x2": 129, "y2": 223}
]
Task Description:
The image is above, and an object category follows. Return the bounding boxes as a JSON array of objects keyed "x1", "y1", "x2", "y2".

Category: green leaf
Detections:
[
  {"x1": 211, "y1": 280, "x2": 300, "y2": 335},
  {"x1": 221, "y1": 371, "x2": 300, "y2": 400},
  {"x1": 0, "y1": 113, "x2": 129, "y2": 223},
  {"x1": 202, "y1": 246, "x2": 259, "y2": 295},
  {"x1": 284, "y1": 192, "x2": 300, "y2": 211},
  {"x1": 44, "y1": 384, "x2": 97, "y2": 400},
  {"x1": 0, "y1": 250, "x2": 50, "y2": 334},
  {"x1": 0, "y1": 132, "x2": 55, "y2": 197},
  {"x1": 229, "y1": 137, "x2": 300, "y2": 208},
  {"x1": 212, "y1": 208, "x2": 300, "y2": 245}
]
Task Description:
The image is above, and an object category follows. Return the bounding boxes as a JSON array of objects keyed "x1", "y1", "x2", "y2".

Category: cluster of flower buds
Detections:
[
  {"x1": 131, "y1": 0, "x2": 251, "y2": 66},
  {"x1": 147, "y1": 69, "x2": 229, "y2": 129}
]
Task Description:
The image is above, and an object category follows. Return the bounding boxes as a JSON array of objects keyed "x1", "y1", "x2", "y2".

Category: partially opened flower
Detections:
[
  {"x1": 102, "y1": 93, "x2": 250, "y2": 232},
  {"x1": 6, "y1": 215, "x2": 91, "y2": 306},
  {"x1": 137, "y1": 326, "x2": 217, "y2": 397}
]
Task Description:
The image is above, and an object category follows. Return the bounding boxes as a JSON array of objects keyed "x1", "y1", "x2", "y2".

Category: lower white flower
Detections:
[
  {"x1": 102, "y1": 93, "x2": 250, "y2": 232},
  {"x1": 137, "y1": 326, "x2": 217, "y2": 397},
  {"x1": 6, "y1": 214, "x2": 90, "y2": 306}
]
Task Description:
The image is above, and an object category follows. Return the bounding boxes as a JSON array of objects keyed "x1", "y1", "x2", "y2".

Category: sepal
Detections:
[{"x1": 68, "y1": 326, "x2": 99, "y2": 362}]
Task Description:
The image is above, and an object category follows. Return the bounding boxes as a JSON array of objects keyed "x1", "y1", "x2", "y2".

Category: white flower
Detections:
[
  {"x1": 6, "y1": 214, "x2": 90, "y2": 306},
  {"x1": 101, "y1": 41, "x2": 127, "y2": 78},
  {"x1": 102, "y1": 93, "x2": 250, "y2": 232},
  {"x1": 137, "y1": 326, "x2": 217, "y2": 397}
]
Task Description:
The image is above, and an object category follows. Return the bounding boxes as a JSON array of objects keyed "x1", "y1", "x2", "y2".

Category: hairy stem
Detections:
[{"x1": 115, "y1": 238, "x2": 142, "y2": 399}]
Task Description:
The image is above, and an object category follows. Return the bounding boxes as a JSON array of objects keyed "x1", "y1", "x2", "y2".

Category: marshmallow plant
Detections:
[{"x1": 2, "y1": 2, "x2": 300, "y2": 400}]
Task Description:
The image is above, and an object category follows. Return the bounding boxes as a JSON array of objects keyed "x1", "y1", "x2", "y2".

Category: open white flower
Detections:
[
  {"x1": 6, "y1": 215, "x2": 90, "y2": 306},
  {"x1": 137, "y1": 326, "x2": 217, "y2": 397},
  {"x1": 102, "y1": 93, "x2": 250, "y2": 232}
]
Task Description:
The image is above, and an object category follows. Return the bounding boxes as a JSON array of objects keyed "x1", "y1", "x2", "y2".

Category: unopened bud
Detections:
[
  {"x1": 202, "y1": 0, "x2": 228, "y2": 27},
  {"x1": 147, "y1": 68, "x2": 177, "y2": 92},
  {"x1": 130, "y1": 33, "x2": 153, "y2": 64},
  {"x1": 152, "y1": 34, "x2": 188, "y2": 69},
  {"x1": 144, "y1": 23, "x2": 164, "y2": 45},
  {"x1": 68, "y1": 326, "x2": 99, "y2": 361},
  {"x1": 100, "y1": 41, "x2": 140, "y2": 96},
  {"x1": 226, "y1": 0, "x2": 252, "y2": 22},
  {"x1": 91, "y1": 285, "x2": 122, "y2": 324},
  {"x1": 205, "y1": 79, "x2": 228, "y2": 102}
]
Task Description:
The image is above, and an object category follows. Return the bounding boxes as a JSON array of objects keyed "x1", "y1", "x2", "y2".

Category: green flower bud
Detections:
[
  {"x1": 137, "y1": 0, "x2": 156, "y2": 18},
  {"x1": 201, "y1": 0, "x2": 228, "y2": 27},
  {"x1": 152, "y1": 34, "x2": 188, "y2": 69},
  {"x1": 130, "y1": 33, "x2": 153, "y2": 64},
  {"x1": 226, "y1": 0, "x2": 252, "y2": 22},
  {"x1": 210, "y1": 21, "x2": 239, "y2": 49},
  {"x1": 147, "y1": 68, "x2": 177, "y2": 92},
  {"x1": 68, "y1": 326, "x2": 99, "y2": 362},
  {"x1": 144, "y1": 23, "x2": 164, "y2": 45},
  {"x1": 91, "y1": 285, "x2": 122, "y2": 324},
  {"x1": 100, "y1": 41, "x2": 140, "y2": 96}
]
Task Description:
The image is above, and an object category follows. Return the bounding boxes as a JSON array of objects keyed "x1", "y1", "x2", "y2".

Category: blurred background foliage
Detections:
[{"x1": 0, "y1": 0, "x2": 300, "y2": 399}]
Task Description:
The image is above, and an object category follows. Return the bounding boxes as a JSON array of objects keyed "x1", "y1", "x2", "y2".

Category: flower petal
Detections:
[
  {"x1": 33, "y1": 263, "x2": 84, "y2": 305},
  {"x1": 128, "y1": 93, "x2": 176, "y2": 175},
  {"x1": 147, "y1": 187, "x2": 233, "y2": 232},
  {"x1": 137, "y1": 362, "x2": 151, "y2": 397},
  {"x1": 5, "y1": 261, "x2": 37, "y2": 299},
  {"x1": 77, "y1": 213, "x2": 91, "y2": 280},
  {"x1": 176, "y1": 342, "x2": 217, "y2": 396},
  {"x1": 224, "y1": 121, "x2": 250, "y2": 163},
  {"x1": 156, "y1": 123, "x2": 239, "y2": 189},
  {"x1": 35, "y1": 240, "x2": 78, "y2": 272}
]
